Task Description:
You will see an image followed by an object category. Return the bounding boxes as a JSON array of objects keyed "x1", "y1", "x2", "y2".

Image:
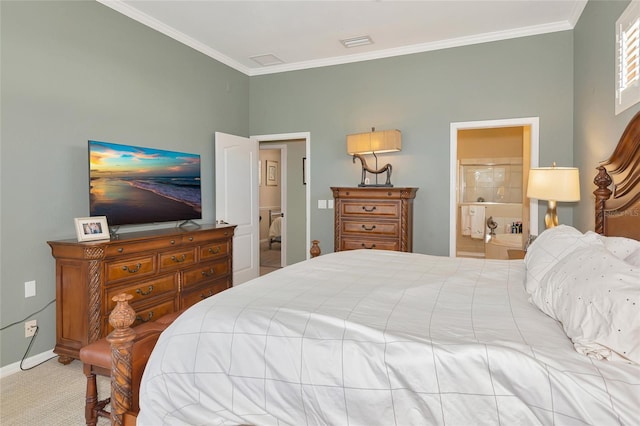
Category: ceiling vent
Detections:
[
  {"x1": 250, "y1": 54, "x2": 285, "y2": 66},
  {"x1": 340, "y1": 36, "x2": 374, "y2": 48}
]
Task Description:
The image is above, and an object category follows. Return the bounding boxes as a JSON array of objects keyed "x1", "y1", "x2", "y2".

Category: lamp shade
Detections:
[
  {"x1": 527, "y1": 166, "x2": 581, "y2": 202},
  {"x1": 347, "y1": 129, "x2": 402, "y2": 155}
]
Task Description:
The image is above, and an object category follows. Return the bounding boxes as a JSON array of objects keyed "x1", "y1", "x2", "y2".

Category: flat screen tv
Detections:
[{"x1": 89, "y1": 140, "x2": 202, "y2": 227}]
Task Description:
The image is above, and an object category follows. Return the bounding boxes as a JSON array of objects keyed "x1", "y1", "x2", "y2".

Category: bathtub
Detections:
[{"x1": 485, "y1": 233, "x2": 524, "y2": 260}]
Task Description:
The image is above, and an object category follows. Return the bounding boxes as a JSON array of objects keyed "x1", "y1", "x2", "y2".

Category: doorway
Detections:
[
  {"x1": 259, "y1": 145, "x2": 285, "y2": 275},
  {"x1": 253, "y1": 132, "x2": 310, "y2": 274},
  {"x1": 449, "y1": 118, "x2": 539, "y2": 258}
]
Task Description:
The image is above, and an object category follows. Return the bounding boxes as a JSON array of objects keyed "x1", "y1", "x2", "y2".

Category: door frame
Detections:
[
  {"x1": 252, "y1": 132, "x2": 311, "y2": 260},
  {"x1": 449, "y1": 117, "x2": 539, "y2": 257}
]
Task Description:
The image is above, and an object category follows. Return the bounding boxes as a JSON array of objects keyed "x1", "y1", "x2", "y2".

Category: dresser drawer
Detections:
[
  {"x1": 181, "y1": 278, "x2": 230, "y2": 308},
  {"x1": 200, "y1": 240, "x2": 230, "y2": 261},
  {"x1": 105, "y1": 274, "x2": 177, "y2": 311},
  {"x1": 105, "y1": 255, "x2": 156, "y2": 283},
  {"x1": 187, "y1": 228, "x2": 234, "y2": 243},
  {"x1": 340, "y1": 201, "x2": 399, "y2": 218},
  {"x1": 104, "y1": 298, "x2": 176, "y2": 333},
  {"x1": 159, "y1": 248, "x2": 196, "y2": 271},
  {"x1": 182, "y1": 258, "x2": 229, "y2": 289},
  {"x1": 341, "y1": 239, "x2": 399, "y2": 251},
  {"x1": 342, "y1": 221, "x2": 398, "y2": 236},
  {"x1": 104, "y1": 237, "x2": 181, "y2": 257}
]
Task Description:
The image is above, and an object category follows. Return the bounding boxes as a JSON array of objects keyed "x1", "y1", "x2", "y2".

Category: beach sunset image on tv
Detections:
[{"x1": 89, "y1": 140, "x2": 202, "y2": 226}]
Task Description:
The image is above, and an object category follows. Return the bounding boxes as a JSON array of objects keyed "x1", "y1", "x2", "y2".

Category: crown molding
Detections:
[{"x1": 97, "y1": 0, "x2": 584, "y2": 77}]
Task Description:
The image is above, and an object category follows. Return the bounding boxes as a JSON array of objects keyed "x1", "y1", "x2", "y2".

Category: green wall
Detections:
[
  {"x1": 573, "y1": 0, "x2": 640, "y2": 230},
  {"x1": 250, "y1": 32, "x2": 575, "y2": 255},
  {"x1": 0, "y1": 1, "x2": 249, "y2": 367}
]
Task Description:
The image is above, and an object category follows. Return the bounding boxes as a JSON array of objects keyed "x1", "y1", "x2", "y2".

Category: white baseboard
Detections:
[{"x1": 0, "y1": 349, "x2": 56, "y2": 378}]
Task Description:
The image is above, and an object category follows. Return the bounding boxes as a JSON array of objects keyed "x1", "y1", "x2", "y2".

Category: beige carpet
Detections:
[{"x1": 0, "y1": 358, "x2": 110, "y2": 425}]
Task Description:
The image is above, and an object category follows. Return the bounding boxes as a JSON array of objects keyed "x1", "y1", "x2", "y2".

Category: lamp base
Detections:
[
  {"x1": 358, "y1": 183, "x2": 394, "y2": 187},
  {"x1": 544, "y1": 200, "x2": 559, "y2": 228}
]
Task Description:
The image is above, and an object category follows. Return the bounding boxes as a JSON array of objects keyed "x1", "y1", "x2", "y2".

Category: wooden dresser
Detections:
[
  {"x1": 48, "y1": 224, "x2": 235, "y2": 364},
  {"x1": 331, "y1": 187, "x2": 418, "y2": 252}
]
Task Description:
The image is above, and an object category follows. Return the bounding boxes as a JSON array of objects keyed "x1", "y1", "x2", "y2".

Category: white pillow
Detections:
[
  {"x1": 530, "y1": 246, "x2": 640, "y2": 364},
  {"x1": 588, "y1": 231, "x2": 640, "y2": 259},
  {"x1": 524, "y1": 225, "x2": 603, "y2": 294},
  {"x1": 626, "y1": 248, "x2": 640, "y2": 267}
]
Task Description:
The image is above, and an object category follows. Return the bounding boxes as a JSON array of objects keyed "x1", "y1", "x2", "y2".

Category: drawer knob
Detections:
[
  {"x1": 362, "y1": 225, "x2": 377, "y2": 231},
  {"x1": 117, "y1": 248, "x2": 124, "y2": 253},
  {"x1": 171, "y1": 254, "x2": 187, "y2": 263},
  {"x1": 135, "y1": 311, "x2": 154, "y2": 323},
  {"x1": 200, "y1": 289, "x2": 215, "y2": 299},
  {"x1": 170, "y1": 240, "x2": 176, "y2": 245},
  {"x1": 362, "y1": 206, "x2": 377, "y2": 212},
  {"x1": 208, "y1": 246, "x2": 221, "y2": 254},
  {"x1": 188, "y1": 237, "x2": 194, "y2": 241},
  {"x1": 136, "y1": 285, "x2": 154, "y2": 296},
  {"x1": 361, "y1": 243, "x2": 376, "y2": 249},
  {"x1": 122, "y1": 263, "x2": 142, "y2": 273},
  {"x1": 201, "y1": 268, "x2": 216, "y2": 277}
]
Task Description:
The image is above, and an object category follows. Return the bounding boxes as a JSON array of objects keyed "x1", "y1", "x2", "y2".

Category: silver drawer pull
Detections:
[
  {"x1": 361, "y1": 243, "x2": 376, "y2": 249},
  {"x1": 201, "y1": 268, "x2": 216, "y2": 277},
  {"x1": 122, "y1": 263, "x2": 142, "y2": 273},
  {"x1": 362, "y1": 225, "x2": 376, "y2": 231},
  {"x1": 171, "y1": 254, "x2": 187, "y2": 263},
  {"x1": 136, "y1": 285, "x2": 154, "y2": 296},
  {"x1": 362, "y1": 206, "x2": 377, "y2": 212},
  {"x1": 200, "y1": 290, "x2": 215, "y2": 299},
  {"x1": 135, "y1": 311, "x2": 154, "y2": 323}
]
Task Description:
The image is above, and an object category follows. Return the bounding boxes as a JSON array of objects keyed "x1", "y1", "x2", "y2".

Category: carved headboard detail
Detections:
[{"x1": 594, "y1": 111, "x2": 640, "y2": 239}]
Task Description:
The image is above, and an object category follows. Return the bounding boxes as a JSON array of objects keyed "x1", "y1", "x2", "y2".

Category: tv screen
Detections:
[{"x1": 89, "y1": 140, "x2": 202, "y2": 227}]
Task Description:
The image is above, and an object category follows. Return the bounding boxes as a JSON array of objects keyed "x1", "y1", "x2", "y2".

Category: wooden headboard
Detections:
[{"x1": 594, "y1": 111, "x2": 640, "y2": 239}]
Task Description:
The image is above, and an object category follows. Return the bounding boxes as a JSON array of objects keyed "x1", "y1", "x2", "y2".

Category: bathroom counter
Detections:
[{"x1": 507, "y1": 249, "x2": 526, "y2": 259}]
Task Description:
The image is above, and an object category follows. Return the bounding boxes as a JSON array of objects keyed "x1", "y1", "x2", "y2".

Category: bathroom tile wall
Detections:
[{"x1": 461, "y1": 164, "x2": 523, "y2": 203}]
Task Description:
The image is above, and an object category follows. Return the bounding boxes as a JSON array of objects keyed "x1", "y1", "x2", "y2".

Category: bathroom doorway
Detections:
[{"x1": 449, "y1": 118, "x2": 539, "y2": 258}]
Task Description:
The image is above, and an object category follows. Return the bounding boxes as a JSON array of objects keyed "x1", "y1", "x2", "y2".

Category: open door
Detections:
[{"x1": 215, "y1": 132, "x2": 259, "y2": 284}]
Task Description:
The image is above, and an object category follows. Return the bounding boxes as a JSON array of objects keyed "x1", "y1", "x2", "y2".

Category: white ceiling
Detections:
[{"x1": 98, "y1": 0, "x2": 588, "y2": 76}]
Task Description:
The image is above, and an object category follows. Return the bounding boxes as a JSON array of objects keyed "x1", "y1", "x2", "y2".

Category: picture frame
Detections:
[
  {"x1": 303, "y1": 157, "x2": 307, "y2": 185},
  {"x1": 74, "y1": 216, "x2": 110, "y2": 242},
  {"x1": 266, "y1": 160, "x2": 278, "y2": 186}
]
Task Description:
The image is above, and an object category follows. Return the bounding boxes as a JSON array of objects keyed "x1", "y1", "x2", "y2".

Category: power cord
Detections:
[
  {"x1": 0, "y1": 299, "x2": 56, "y2": 331},
  {"x1": 0, "y1": 299, "x2": 57, "y2": 371},
  {"x1": 20, "y1": 326, "x2": 57, "y2": 371}
]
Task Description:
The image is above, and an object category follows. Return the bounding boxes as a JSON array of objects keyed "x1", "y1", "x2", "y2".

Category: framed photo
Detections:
[
  {"x1": 302, "y1": 157, "x2": 307, "y2": 185},
  {"x1": 266, "y1": 160, "x2": 278, "y2": 186},
  {"x1": 74, "y1": 216, "x2": 110, "y2": 242}
]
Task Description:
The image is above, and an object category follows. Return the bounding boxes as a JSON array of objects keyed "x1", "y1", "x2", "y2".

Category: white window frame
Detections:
[{"x1": 616, "y1": 0, "x2": 640, "y2": 115}]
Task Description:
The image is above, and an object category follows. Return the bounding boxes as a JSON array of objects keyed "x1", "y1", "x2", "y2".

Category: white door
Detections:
[{"x1": 215, "y1": 132, "x2": 259, "y2": 284}]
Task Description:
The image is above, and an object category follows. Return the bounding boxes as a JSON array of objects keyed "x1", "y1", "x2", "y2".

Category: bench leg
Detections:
[{"x1": 83, "y1": 364, "x2": 98, "y2": 426}]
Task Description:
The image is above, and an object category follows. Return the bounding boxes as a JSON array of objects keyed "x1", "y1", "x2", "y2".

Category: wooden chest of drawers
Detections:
[
  {"x1": 331, "y1": 187, "x2": 418, "y2": 252},
  {"x1": 48, "y1": 224, "x2": 235, "y2": 363}
]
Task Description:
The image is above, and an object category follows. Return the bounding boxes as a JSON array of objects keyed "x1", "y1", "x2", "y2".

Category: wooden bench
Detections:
[{"x1": 79, "y1": 294, "x2": 183, "y2": 426}]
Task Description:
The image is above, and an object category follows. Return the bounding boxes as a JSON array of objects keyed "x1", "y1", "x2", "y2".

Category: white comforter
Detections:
[{"x1": 138, "y1": 250, "x2": 639, "y2": 425}]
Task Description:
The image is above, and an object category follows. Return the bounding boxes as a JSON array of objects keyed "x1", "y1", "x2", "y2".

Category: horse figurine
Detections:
[{"x1": 352, "y1": 153, "x2": 393, "y2": 187}]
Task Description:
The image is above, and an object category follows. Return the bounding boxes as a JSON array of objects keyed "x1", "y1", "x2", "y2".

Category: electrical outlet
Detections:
[{"x1": 25, "y1": 320, "x2": 37, "y2": 338}]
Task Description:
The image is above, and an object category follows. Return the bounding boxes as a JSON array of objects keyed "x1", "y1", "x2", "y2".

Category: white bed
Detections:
[{"x1": 138, "y1": 246, "x2": 640, "y2": 425}]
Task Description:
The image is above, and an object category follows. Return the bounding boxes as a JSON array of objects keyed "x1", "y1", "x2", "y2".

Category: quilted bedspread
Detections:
[{"x1": 138, "y1": 250, "x2": 639, "y2": 425}]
